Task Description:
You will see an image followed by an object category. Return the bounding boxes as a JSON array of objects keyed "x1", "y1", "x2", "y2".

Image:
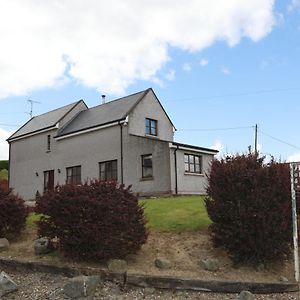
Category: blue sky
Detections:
[{"x1": 0, "y1": 0, "x2": 300, "y2": 161}]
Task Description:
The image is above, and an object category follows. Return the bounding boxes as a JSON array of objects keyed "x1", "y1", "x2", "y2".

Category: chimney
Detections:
[{"x1": 101, "y1": 94, "x2": 106, "y2": 104}]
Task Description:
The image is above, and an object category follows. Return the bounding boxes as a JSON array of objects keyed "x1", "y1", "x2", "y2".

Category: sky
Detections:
[{"x1": 0, "y1": 0, "x2": 300, "y2": 162}]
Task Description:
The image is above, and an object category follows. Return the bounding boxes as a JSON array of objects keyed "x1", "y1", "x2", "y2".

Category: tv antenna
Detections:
[{"x1": 27, "y1": 99, "x2": 41, "y2": 118}]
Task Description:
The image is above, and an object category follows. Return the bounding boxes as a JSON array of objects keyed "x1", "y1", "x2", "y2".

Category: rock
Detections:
[
  {"x1": 154, "y1": 257, "x2": 171, "y2": 269},
  {"x1": 107, "y1": 259, "x2": 127, "y2": 273},
  {"x1": 144, "y1": 287, "x2": 155, "y2": 295},
  {"x1": 0, "y1": 271, "x2": 18, "y2": 296},
  {"x1": 255, "y1": 263, "x2": 265, "y2": 272},
  {"x1": 63, "y1": 275, "x2": 100, "y2": 299},
  {"x1": 237, "y1": 290, "x2": 255, "y2": 300},
  {"x1": 0, "y1": 238, "x2": 9, "y2": 251},
  {"x1": 34, "y1": 237, "x2": 51, "y2": 255},
  {"x1": 279, "y1": 276, "x2": 289, "y2": 282},
  {"x1": 199, "y1": 258, "x2": 220, "y2": 272}
]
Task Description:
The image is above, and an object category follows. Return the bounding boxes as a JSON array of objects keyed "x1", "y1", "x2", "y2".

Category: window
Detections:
[
  {"x1": 66, "y1": 166, "x2": 81, "y2": 184},
  {"x1": 145, "y1": 118, "x2": 157, "y2": 136},
  {"x1": 99, "y1": 160, "x2": 117, "y2": 181},
  {"x1": 142, "y1": 154, "x2": 153, "y2": 178},
  {"x1": 184, "y1": 154, "x2": 202, "y2": 174},
  {"x1": 47, "y1": 135, "x2": 51, "y2": 151},
  {"x1": 44, "y1": 170, "x2": 54, "y2": 193}
]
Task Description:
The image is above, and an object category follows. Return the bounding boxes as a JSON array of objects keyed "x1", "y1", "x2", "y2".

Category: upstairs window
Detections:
[
  {"x1": 99, "y1": 160, "x2": 118, "y2": 181},
  {"x1": 145, "y1": 118, "x2": 157, "y2": 136},
  {"x1": 47, "y1": 135, "x2": 51, "y2": 151},
  {"x1": 142, "y1": 154, "x2": 153, "y2": 178},
  {"x1": 184, "y1": 154, "x2": 202, "y2": 174},
  {"x1": 66, "y1": 165, "x2": 81, "y2": 184}
]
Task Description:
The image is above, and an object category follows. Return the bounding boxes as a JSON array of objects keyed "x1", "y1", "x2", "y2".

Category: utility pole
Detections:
[
  {"x1": 254, "y1": 124, "x2": 258, "y2": 155},
  {"x1": 27, "y1": 99, "x2": 41, "y2": 118}
]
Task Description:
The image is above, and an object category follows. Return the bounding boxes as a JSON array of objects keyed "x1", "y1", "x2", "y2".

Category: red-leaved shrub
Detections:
[
  {"x1": 0, "y1": 185, "x2": 27, "y2": 238},
  {"x1": 205, "y1": 154, "x2": 294, "y2": 264},
  {"x1": 0, "y1": 180, "x2": 8, "y2": 192},
  {"x1": 35, "y1": 180, "x2": 148, "y2": 260}
]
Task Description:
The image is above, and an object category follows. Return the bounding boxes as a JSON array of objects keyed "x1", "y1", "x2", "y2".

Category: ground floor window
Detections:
[
  {"x1": 142, "y1": 154, "x2": 153, "y2": 178},
  {"x1": 66, "y1": 165, "x2": 81, "y2": 184},
  {"x1": 44, "y1": 170, "x2": 54, "y2": 192},
  {"x1": 99, "y1": 160, "x2": 117, "y2": 181},
  {"x1": 184, "y1": 154, "x2": 202, "y2": 174}
]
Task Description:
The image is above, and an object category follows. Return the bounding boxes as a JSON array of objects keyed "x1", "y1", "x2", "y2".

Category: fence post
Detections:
[{"x1": 290, "y1": 162, "x2": 299, "y2": 282}]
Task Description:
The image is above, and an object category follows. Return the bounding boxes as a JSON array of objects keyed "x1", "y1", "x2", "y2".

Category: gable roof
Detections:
[
  {"x1": 57, "y1": 88, "x2": 175, "y2": 137},
  {"x1": 8, "y1": 100, "x2": 86, "y2": 141}
]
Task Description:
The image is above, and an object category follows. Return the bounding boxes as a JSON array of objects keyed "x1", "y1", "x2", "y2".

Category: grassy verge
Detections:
[{"x1": 140, "y1": 195, "x2": 211, "y2": 232}]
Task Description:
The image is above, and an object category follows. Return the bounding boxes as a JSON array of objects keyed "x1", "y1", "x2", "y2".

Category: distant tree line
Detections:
[{"x1": 0, "y1": 160, "x2": 8, "y2": 171}]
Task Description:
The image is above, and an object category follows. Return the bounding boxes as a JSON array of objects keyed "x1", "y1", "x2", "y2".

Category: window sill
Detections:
[
  {"x1": 145, "y1": 134, "x2": 160, "y2": 140},
  {"x1": 184, "y1": 172, "x2": 204, "y2": 177},
  {"x1": 140, "y1": 176, "x2": 154, "y2": 181}
]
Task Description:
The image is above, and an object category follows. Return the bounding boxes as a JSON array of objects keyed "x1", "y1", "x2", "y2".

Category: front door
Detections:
[{"x1": 44, "y1": 170, "x2": 54, "y2": 193}]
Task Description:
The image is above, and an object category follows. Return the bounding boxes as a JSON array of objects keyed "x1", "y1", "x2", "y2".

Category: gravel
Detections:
[{"x1": 1, "y1": 270, "x2": 299, "y2": 300}]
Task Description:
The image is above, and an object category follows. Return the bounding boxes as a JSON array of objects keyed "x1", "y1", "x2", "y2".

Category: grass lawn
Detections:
[
  {"x1": 26, "y1": 196, "x2": 211, "y2": 232},
  {"x1": 140, "y1": 195, "x2": 211, "y2": 232}
]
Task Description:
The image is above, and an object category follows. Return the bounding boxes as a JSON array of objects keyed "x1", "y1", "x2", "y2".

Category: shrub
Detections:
[
  {"x1": 35, "y1": 180, "x2": 148, "y2": 260},
  {"x1": 0, "y1": 185, "x2": 27, "y2": 238},
  {"x1": 0, "y1": 179, "x2": 8, "y2": 192},
  {"x1": 205, "y1": 154, "x2": 293, "y2": 264}
]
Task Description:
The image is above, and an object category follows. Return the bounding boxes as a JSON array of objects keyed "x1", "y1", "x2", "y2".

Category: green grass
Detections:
[
  {"x1": 26, "y1": 213, "x2": 42, "y2": 228},
  {"x1": 139, "y1": 195, "x2": 211, "y2": 232},
  {"x1": 0, "y1": 169, "x2": 8, "y2": 180},
  {"x1": 26, "y1": 196, "x2": 211, "y2": 233}
]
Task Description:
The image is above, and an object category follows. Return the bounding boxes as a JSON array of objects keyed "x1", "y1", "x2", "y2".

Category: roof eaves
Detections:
[
  {"x1": 7, "y1": 117, "x2": 35, "y2": 141},
  {"x1": 7, "y1": 124, "x2": 57, "y2": 142},
  {"x1": 54, "y1": 117, "x2": 126, "y2": 138},
  {"x1": 172, "y1": 142, "x2": 219, "y2": 153}
]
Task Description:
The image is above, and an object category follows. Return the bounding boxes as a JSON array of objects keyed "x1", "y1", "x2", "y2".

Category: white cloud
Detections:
[
  {"x1": 221, "y1": 66, "x2": 231, "y2": 75},
  {"x1": 287, "y1": 152, "x2": 300, "y2": 163},
  {"x1": 200, "y1": 59, "x2": 209, "y2": 66},
  {"x1": 183, "y1": 63, "x2": 192, "y2": 72},
  {"x1": 0, "y1": 0, "x2": 275, "y2": 97},
  {"x1": 165, "y1": 69, "x2": 176, "y2": 81},
  {"x1": 211, "y1": 139, "x2": 224, "y2": 158},
  {"x1": 0, "y1": 128, "x2": 11, "y2": 160},
  {"x1": 288, "y1": 0, "x2": 300, "y2": 12}
]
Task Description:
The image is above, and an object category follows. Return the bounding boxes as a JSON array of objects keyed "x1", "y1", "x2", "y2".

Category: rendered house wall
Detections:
[{"x1": 169, "y1": 148, "x2": 214, "y2": 195}]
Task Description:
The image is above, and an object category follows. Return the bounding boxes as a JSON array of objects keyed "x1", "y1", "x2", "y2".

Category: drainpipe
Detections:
[
  {"x1": 119, "y1": 122, "x2": 124, "y2": 185},
  {"x1": 174, "y1": 145, "x2": 179, "y2": 195},
  {"x1": 8, "y1": 142, "x2": 11, "y2": 188}
]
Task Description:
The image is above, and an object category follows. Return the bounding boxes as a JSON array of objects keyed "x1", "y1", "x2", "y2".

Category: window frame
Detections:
[
  {"x1": 141, "y1": 154, "x2": 153, "y2": 178},
  {"x1": 184, "y1": 153, "x2": 202, "y2": 174},
  {"x1": 47, "y1": 134, "x2": 51, "y2": 151},
  {"x1": 66, "y1": 165, "x2": 81, "y2": 185},
  {"x1": 145, "y1": 118, "x2": 158, "y2": 136},
  {"x1": 99, "y1": 159, "x2": 118, "y2": 181}
]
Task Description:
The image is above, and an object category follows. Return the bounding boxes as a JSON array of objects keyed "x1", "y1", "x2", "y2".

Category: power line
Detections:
[
  {"x1": 176, "y1": 126, "x2": 254, "y2": 132},
  {"x1": 0, "y1": 123, "x2": 20, "y2": 127},
  {"x1": 169, "y1": 87, "x2": 300, "y2": 101},
  {"x1": 259, "y1": 130, "x2": 300, "y2": 151}
]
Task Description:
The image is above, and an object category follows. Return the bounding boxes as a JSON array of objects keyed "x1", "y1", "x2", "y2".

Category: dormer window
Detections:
[
  {"x1": 47, "y1": 135, "x2": 51, "y2": 151},
  {"x1": 145, "y1": 118, "x2": 157, "y2": 136}
]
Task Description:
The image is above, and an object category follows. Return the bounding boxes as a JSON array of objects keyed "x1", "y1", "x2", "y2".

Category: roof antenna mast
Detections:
[{"x1": 27, "y1": 99, "x2": 41, "y2": 118}]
